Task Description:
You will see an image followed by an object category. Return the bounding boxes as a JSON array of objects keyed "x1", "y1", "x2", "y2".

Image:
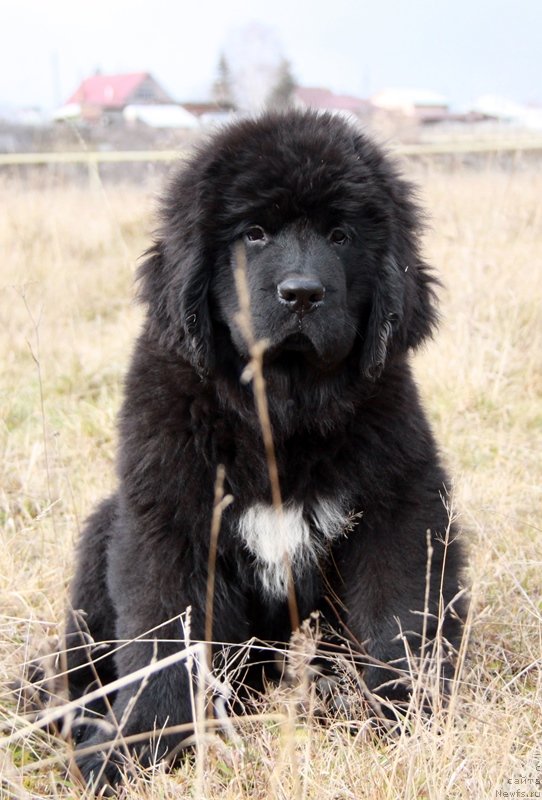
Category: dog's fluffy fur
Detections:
[{"x1": 65, "y1": 110, "x2": 465, "y2": 791}]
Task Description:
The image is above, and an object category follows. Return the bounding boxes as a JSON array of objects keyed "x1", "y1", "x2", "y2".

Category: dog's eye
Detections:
[
  {"x1": 329, "y1": 228, "x2": 348, "y2": 245},
  {"x1": 245, "y1": 226, "x2": 266, "y2": 243}
]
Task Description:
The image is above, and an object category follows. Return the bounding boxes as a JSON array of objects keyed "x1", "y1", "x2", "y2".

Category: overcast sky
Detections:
[{"x1": 2, "y1": 0, "x2": 540, "y2": 111}]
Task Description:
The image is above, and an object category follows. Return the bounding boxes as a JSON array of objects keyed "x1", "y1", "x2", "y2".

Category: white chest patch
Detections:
[{"x1": 238, "y1": 499, "x2": 349, "y2": 599}]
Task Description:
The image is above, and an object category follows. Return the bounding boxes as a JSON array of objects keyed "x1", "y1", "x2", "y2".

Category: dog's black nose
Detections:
[{"x1": 277, "y1": 277, "x2": 325, "y2": 314}]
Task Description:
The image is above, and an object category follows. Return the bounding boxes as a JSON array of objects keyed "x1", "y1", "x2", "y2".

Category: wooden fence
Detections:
[{"x1": 1, "y1": 137, "x2": 542, "y2": 167}]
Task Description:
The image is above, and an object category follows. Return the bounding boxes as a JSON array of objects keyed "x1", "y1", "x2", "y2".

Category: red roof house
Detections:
[
  {"x1": 65, "y1": 72, "x2": 174, "y2": 120},
  {"x1": 294, "y1": 87, "x2": 370, "y2": 117}
]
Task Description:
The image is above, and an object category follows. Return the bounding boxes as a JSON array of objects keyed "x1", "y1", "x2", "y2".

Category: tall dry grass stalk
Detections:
[{"x1": 0, "y1": 161, "x2": 541, "y2": 798}]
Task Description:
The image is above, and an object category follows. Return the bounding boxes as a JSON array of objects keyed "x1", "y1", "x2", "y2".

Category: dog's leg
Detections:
[
  {"x1": 330, "y1": 506, "x2": 465, "y2": 720},
  {"x1": 74, "y1": 527, "x2": 249, "y2": 793},
  {"x1": 64, "y1": 497, "x2": 118, "y2": 737}
]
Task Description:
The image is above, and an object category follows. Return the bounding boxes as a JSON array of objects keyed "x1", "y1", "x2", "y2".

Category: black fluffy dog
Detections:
[{"x1": 65, "y1": 110, "x2": 465, "y2": 791}]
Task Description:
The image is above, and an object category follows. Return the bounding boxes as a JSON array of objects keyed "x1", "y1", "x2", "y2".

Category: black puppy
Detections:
[{"x1": 65, "y1": 110, "x2": 465, "y2": 791}]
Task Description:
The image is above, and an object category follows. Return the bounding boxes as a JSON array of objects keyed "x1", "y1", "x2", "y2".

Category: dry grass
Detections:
[{"x1": 1, "y1": 160, "x2": 541, "y2": 798}]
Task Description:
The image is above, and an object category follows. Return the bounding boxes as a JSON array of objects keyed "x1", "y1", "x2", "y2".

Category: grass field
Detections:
[{"x1": 1, "y1": 160, "x2": 541, "y2": 798}]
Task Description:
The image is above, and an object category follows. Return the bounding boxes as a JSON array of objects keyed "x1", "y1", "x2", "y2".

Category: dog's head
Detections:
[{"x1": 139, "y1": 111, "x2": 438, "y2": 384}]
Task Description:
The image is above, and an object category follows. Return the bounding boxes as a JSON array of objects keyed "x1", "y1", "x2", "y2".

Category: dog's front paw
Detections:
[{"x1": 75, "y1": 740, "x2": 129, "y2": 796}]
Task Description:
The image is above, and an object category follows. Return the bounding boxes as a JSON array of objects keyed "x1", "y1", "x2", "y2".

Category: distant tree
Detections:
[
  {"x1": 266, "y1": 59, "x2": 296, "y2": 110},
  {"x1": 220, "y1": 23, "x2": 295, "y2": 112},
  {"x1": 213, "y1": 53, "x2": 235, "y2": 109}
]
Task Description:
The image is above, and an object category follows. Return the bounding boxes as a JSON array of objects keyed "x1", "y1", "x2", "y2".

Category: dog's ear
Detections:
[
  {"x1": 137, "y1": 222, "x2": 215, "y2": 377},
  {"x1": 360, "y1": 254, "x2": 404, "y2": 379},
  {"x1": 135, "y1": 154, "x2": 218, "y2": 375},
  {"x1": 351, "y1": 136, "x2": 440, "y2": 380},
  {"x1": 361, "y1": 250, "x2": 439, "y2": 380}
]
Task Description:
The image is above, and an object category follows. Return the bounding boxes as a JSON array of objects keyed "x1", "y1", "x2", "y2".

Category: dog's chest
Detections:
[{"x1": 237, "y1": 499, "x2": 348, "y2": 599}]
